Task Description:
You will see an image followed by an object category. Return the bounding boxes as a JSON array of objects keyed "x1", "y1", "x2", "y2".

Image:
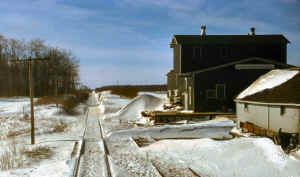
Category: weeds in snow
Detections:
[
  {"x1": 0, "y1": 139, "x2": 54, "y2": 171},
  {"x1": 0, "y1": 139, "x2": 26, "y2": 170},
  {"x1": 0, "y1": 116, "x2": 70, "y2": 140},
  {"x1": 22, "y1": 146, "x2": 53, "y2": 161},
  {"x1": 7, "y1": 128, "x2": 31, "y2": 138},
  {"x1": 35, "y1": 97, "x2": 61, "y2": 106},
  {"x1": 52, "y1": 119, "x2": 68, "y2": 133}
]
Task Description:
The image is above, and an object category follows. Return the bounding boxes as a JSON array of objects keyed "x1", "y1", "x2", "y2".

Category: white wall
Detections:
[
  {"x1": 269, "y1": 106, "x2": 300, "y2": 133},
  {"x1": 237, "y1": 103, "x2": 268, "y2": 128},
  {"x1": 236, "y1": 103, "x2": 300, "y2": 133}
]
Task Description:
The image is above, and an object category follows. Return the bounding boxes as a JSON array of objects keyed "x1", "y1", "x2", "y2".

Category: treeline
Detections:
[
  {"x1": 0, "y1": 34, "x2": 79, "y2": 97},
  {"x1": 96, "y1": 84, "x2": 166, "y2": 98},
  {"x1": 96, "y1": 84, "x2": 167, "y2": 92}
]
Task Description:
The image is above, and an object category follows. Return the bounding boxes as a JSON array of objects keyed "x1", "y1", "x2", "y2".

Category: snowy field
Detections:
[
  {"x1": 99, "y1": 91, "x2": 300, "y2": 177},
  {"x1": 0, "y1": 97, "x2": 87, "y2": 177}
]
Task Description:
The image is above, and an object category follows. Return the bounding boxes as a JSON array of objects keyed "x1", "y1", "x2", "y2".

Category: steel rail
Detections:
[
  {"x1": 98, "y1": 119, "x2": 113, "y2": 177},
  {"x1": 72, "y1": 108, "x2": 89, "y2": 177}
]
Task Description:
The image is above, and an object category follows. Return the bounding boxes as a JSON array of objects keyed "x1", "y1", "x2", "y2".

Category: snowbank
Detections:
[
  {"x1": 98, "y1": 91, "x2": 131, "y2": 114},
  {"x1": 107, "y1": 119, "x2": 235, "y2": 140},
  {"x1": 138, "y1": 92, "x2": 167, "y2": 99},
  {"x1": 104, "y1": 94, "x2": 164, "y2": 122},
  {"x1": 142, "y1": 137, "x2": 300, "y2": 177}
]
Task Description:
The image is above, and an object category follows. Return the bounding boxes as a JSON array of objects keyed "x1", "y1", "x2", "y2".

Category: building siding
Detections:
[
  {"x1": 193, "y1": 63, "x2": 272, "y2": 112},
  {"x1": 173, "y1": 45, "x2": 181, "y2": 73},
  {"x1": 269, "y1": 106, "x2": 300, "y2": 133},
  {"x1": 237, "y1": 103, "x2": 300, "y2": 133},
  {"x1": 180, "y1": 44, "x2": 285, "y2": 73}
]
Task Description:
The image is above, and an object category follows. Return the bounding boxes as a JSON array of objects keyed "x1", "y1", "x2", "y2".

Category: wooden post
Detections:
[
  {"x1": 55, "y1": 79, "x2": 58, "y2": 108},
  {"x1": 11, "y1": 57, "x2": 49, "y2": 145},
  {"x1": 29, "y1": 59, "x2": 35, "y2": 145}
]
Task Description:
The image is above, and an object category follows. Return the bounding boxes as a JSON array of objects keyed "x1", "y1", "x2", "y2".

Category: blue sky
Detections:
[{"x1": 0, "y1": 0, "x2": 299, "y2": 88}]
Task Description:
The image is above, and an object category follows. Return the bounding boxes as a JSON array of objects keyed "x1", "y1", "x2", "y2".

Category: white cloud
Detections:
[{"x1": 114, "y1": 0, "x2": 206, "y2": 11}]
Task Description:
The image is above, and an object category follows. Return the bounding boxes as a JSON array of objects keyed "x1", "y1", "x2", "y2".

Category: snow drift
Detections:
[
  {"x1": 107, "y1": 119, "x2": 235, "y2": 140},
  {"x1": 104, "y1": 94, "x2": 164, "y2": 122},
  {"x1": 99, "y1": 91, "x2": 131, "y2": 114},
  {"x1": 142, "y1": 137, "x2": 300, "y2": 177}
]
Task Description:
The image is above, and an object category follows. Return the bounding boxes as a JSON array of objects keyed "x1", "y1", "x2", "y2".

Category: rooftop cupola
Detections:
[
  {"x1": 249, "y1": 27, "x2": 255, "y2": 36},
  {"x1": 201, "y1": 25, "x2": 206, "y2": 36}
]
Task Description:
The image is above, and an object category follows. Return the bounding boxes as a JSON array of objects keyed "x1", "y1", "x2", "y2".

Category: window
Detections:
[
  {"x1": 280, "y1": 106, "x2": 286, "y2": 115},
  {"x1": 206, "y1": 84, "x2": 225, "y2": 99},
  {"x1": 206, "y1": 89, "x2": 216, "y2": 99},
  {"x1": 244, "y1": 103, "x2": 249, "y2": 112},
  {"x1": 216, "y1": 84, "x2": 226, "y2": 99}
]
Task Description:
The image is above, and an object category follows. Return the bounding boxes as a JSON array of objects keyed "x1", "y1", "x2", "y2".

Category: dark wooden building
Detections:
[{"x1": 167, "y1": 27, "x2": 292, "y2": 112}]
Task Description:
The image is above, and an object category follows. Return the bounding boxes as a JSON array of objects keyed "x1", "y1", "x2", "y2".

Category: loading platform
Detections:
[{"x1": 141, "y1": 111, "x2": 235, "y2": 123}]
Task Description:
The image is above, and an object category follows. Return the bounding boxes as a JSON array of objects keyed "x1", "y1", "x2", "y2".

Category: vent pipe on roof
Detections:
[
  {"x1": 249, "y1": 27, "x2": 255, "y2": 36},
  {"x1": 201, "y1": 25, "x2": 206, "y2": 36}
]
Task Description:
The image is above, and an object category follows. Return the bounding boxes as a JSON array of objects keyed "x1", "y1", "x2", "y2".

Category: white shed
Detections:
[{"x1": 235, "y1": 68, "x2": 300, "y2": 137}]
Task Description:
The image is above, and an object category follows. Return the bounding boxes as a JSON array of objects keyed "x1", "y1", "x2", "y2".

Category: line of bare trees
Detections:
[{"x1": 0, "y1": 34, "x2": 79, "y2": 97}]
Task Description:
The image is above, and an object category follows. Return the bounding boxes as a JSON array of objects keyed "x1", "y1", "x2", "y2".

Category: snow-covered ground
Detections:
[
  {"x1": 99, "y1": 91, "x2": 300, "y2": 177},
  {"x1": 0, "y1": 97, "x2": 87, "y2": 177},
  {"x1": 2, "y1": 91, "x2": 300, "y2": 177},
  {"x1": 107, "y1": 119, "x2": 234, "y2": 140},
  {"x1": 142, "y1": 138, "x2": 300, "y2": 177},
  {"x1": 0, "y1": 97, "x2": 30, "y2": 117}
]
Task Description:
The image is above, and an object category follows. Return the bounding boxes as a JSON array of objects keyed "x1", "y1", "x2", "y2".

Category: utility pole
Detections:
[
  {"x1": 11, "y1": 57, "x2": 47, "y2": 145},
  {"x1": 28, "y1": 58, "x2": 34, "y2": 144}
]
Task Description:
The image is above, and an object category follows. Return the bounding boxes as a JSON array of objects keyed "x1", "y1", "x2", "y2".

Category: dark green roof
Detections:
[{"x1": 173, "y1": 35, "x2": 290, "y2": 45}]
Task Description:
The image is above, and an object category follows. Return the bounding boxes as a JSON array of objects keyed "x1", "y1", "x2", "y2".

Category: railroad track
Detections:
[
  {"x1": 98, "y1": 118, "x2": 113, "y2": 177},
  {"x1": 71, "y1": 108, "x2": 89, "y2": 177},
  {"x1": 72, "y1": 97, "x2": 113, "y2": 177}
]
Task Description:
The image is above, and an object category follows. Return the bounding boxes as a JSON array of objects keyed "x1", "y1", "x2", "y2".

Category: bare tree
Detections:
[{"x1": 0, "y1": 34, "x2": 80, "y2": 97}]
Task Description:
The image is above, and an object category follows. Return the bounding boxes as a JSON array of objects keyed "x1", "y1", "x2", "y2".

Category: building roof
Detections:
[
  {"x1": 172, "y1": 35, "x2": 290, "y2": 45},
  {"x1": 235, "y1": 68, "x2": 300, "y2": 106}
]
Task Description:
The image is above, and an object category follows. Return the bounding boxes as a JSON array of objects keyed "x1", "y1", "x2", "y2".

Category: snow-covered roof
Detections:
[{"x1": 235, "y1": 68, "x2": 300, "y2": 105}]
